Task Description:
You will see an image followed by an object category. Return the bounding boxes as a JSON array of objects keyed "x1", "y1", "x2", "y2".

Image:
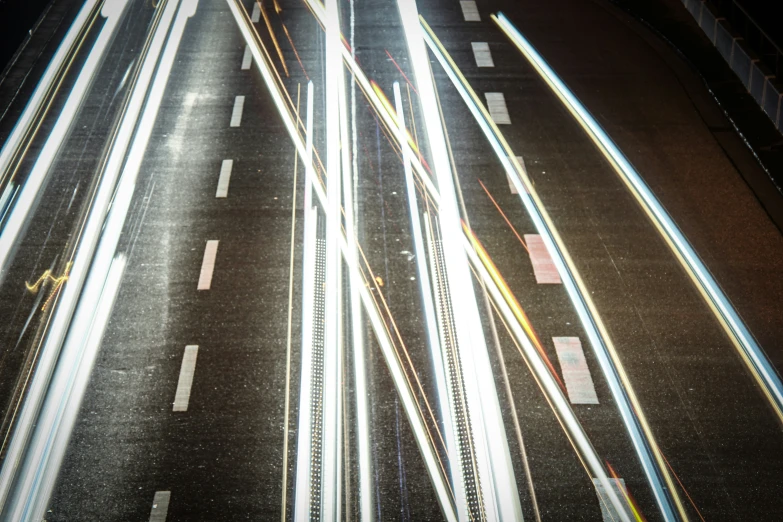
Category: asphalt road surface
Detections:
[{"x1": 0, "y1": 0, "x2": 782, "y2": 520}]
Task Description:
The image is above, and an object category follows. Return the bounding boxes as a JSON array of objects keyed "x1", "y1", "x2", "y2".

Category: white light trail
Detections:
[
  {"x1": 0, "y1": 0, "x2": 130, "y2": 283},
  {"x1": 0, "y1": 2, "x2": 197, "y2": 518},
  {"x1": 293, "y1": 82, "x2": 317, "y2": 522},
  {"x1": 494, "y1": 11, "x2": 783, "y2": 429},
  {"x1": 420, "y1": 16, "x2": 679, "y2": 521},
  {"x1": 395, "y1": 0, "x2": 522, "y2": 519},
  {"x1": 226, "y1": 6, "x2": 456, "y2": 517}
]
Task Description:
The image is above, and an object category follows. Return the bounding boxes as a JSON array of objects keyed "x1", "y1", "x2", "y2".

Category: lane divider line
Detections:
[
  {"x1": 471, "y1": 42, "x2": 494, "y2": 67},
  {"x1": 251, "y1": 1, "x2": 260, "y2": 22},
  {"x1": 197, "y1": 240, "x2": 219, "y2": 290},
  {"x1": 215, "y1": 159, "x2": 233, "y2": 198},
  {"x1": 230, "y1": 95, "x2": 245, "y2": 127},
  {"x1": 241, "y1": 45, "x2": 252, "y2": 70},
  {"x1": 459, "y1": 1, "x2": 481, "y2": 22},
  {"x1": 525, "y1": 233, "x2": 562, "y2": 284},
  {"x1": 173, "y1": 346, "x2": 198, "y2": 412},
  {"x1": 553, "y1": 337, "x2": 599, "y2": 404},
  {"x1": 149, "y1": 490, "x2": 171, "y2": 522},
  {"x1": 485, "y1": 92, "x2": 511, "y2": 124}
]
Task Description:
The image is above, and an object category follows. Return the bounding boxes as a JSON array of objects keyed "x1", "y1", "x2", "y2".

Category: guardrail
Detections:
[{"x1": 682, "y1": 0, "x2": 783, "y2": 132}]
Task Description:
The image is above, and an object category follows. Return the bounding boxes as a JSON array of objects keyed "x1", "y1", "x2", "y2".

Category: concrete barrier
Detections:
[{"x1": 682, "y1": 0, "x2": 782, "y2": 132}]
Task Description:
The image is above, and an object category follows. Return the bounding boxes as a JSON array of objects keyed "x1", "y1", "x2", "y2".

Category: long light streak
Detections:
[
  {"x1": 320, "y1": 0, "x2": 343, "y2": 518},
  {"x1": 0, "y1": 0, "x2": 130, "y2": 283},
  {"x1": 494, "y1": 9, "x2": 783, "y2": 433},
  {"x1": 227, "y1": 5, "x2": 456, "y2": 517},
  {"x1": 0, "y1": 0, "x2": 196, "y2": 516},
  {"x1": 256, "y1": 0, "x2": 289, "y2": 77},
  {"x1": 340, "y1": 34, "x2": 373, "y2": 522},
  {"x1": 461, "y1": 232, "x2": 632, "y2": 522},
  {"x1": 0, "y1": 0, "x2": 101, "y2": 184},
  {"x1": 281, "y1": 83, "x2": 301, "y2": 522},
  {"x1": 393, "y1": 82, "x2": 454, "y2": 504},
  {"x1": 293, "y1": 81, "x2": 317, "y2": 522},
  {"x1": 395, "y1": 1, "x2": 522, "y2": 519},
  {"x1": 420, "y1": 16, "x2": 683, "y2": 521}
]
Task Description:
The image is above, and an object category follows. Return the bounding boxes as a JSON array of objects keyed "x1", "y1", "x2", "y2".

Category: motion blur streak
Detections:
[
  {"x1": 228, "y1": 4, "x2": 456, "y2": 517},
  {"x1": 420, "y1": 17, "x2": 682, "y2": 521},
  {"x1": 396, "y1": 0, "x2": 521, "y2": 519},
  {"x1": 0, "y1": 0, "x2": 101, "y2": 184},
  {"x1": 0, "y1": 0, "x2": 130, "y2": 282},
  {"x1": 493, "y1": 11, "x2": 783, "y2": 432},
  {"x1": 0, "y1": 1, "x2": 197, "y2": 518}
]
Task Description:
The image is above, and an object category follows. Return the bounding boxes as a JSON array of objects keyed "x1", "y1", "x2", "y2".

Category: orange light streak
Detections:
[
  {"x1": 384, "y1": 49, "x2": 418, "y2": 95},
  {"x1": 462, "y1": 222, "x2": 564, "y2": 390},
  {"x1": 477, "y1": 178, "x2": 528, "y2": 254},
  {"x1": 281, "y1": 22, "x2": 310, "y2": 80},
  {"x1": 257, "y1": 0, "x2": 289, "y2": 77}
]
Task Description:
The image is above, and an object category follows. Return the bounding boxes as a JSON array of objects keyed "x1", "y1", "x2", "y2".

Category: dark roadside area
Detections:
[
  {"x1": 604, "y1": 0, "x2": 783, "y2": 231},
  {"x1": 0, "y1": 0, "x2": 56, "y2": 77}
]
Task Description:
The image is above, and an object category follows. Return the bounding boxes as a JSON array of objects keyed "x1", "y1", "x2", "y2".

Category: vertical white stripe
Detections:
[
  {"x1": 173, "y1": 345, "x2": 198, "y2": 412},
  {"x1": 216, "y1": 159, "x2": 233, "y2": 198},
  {"x1": 230, "y1": 95, "x2": 245, "y2": 127},
  {"x1": 471, "y1": 42, "x2": 494, "y2": 67},
  {"x1": 459, "y1": 0, "x2": 480, "y2": 21},
  {"x1": 251, "y1": 2, "x2": 260, "y2": 22},
  {"x1": 524, "y1": 234, "x2": 562, "y2": 284},
  {"x1": 197, "y1": 240, "x2": 219, "y2": 290},
  {"x1": 149, "y1": 491, "x2": 171, "y2": 522},
  {"x1": 485, "y1": 92, "x2": 511, "y2": 124},
  {"x1": 241, "y1": 45, "x2": 252, "y2": 70},
  {"x1": 553, "y1": 337, "x2": 599, "y2": 404},
  {"x1": 593, "y1": 478, "x2": 633, "y2": 522}
]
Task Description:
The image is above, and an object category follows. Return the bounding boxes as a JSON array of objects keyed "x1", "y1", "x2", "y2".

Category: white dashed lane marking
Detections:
[
  {"x1": 241, "y1": 45, "x2": 252, "y2": 70},
  {"x1": 216, "y1": 159, "x2": 233, "y2": 198},
  {"x1": 485, "y1": 92, "x2": 511, "y2": 124},
  {"x1": 251, "y1": 2, "x2": 260, "y2": 22},
  {"x1": 593, "y1": 478, "x2": 634, "y2": 522},
  {"x1": 149, "y1": 491, "x2": 171, "y2": 522},
  {"x1": 173, "y1": 345, "x2": 198, "y2": 412},
  {"x1": 471, "y1": 42, "x2": 494, "y2": 67},
  {"x1": 524, "y1": 234, "x2": 562, "y2": 284},
  {"x1": 460, "y1": 1, "x2": 480, "y2": 21},
  {"x1": 230, "y1": 95, "x2": 245, "y2": 127},
  {"x1": 553, "y1": 337, "x2": 599, "y2": 404},
  {"x1": 197, "y1": 240, "x2": 219, "y2": 290}
]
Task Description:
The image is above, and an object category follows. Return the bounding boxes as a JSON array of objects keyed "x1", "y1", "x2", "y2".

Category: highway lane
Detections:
[
  {"x1": 419, "y1": 0, "x2": 783, "y2": 519},
  {"x1": 0, "y1": 0, "x2": 781, "y2": 520}
]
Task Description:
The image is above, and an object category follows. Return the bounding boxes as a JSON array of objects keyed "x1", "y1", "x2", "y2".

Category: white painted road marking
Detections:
[
  {"x1": 149, "y1": 491, "x2": 171, "y2": 522},
  {"x1": 593, "y1": 478, "x2": 633, "y2": 522},
  {"x1": 173, "y1": 345, "x2": 198, "y2": 412},
  {"x1": 216, "y1": 159, "x2": 233, "y2": 198},
  {"x1": 251, "y1": 2, "x2": 260, "y2": 22},
  {"x1": 198, "y1": 240, "x2": 219, "y2": 290},
  {"x1": 460, "y1": 1, "x2": 480, "y2": 21},
  {"x1": 524, "y1": 234, "x2": 562, "y2": 284},
  {"x1": 485, "y1": 92, "x2": 511, "y2": 124},
  {"x1": 471, "y1": 42, "x2": 494, "y2": 67},
  {"x1": 230, "y1": 95, "x2": 245, "y2": 127},
  {"x1": 553, "y1": 337, "x2": 599, "y2": 404},
  {"x1": 508, "y1": 155, "x2": 530, "y2": 194},
  {"x1": 241, "y1": 45, "x2": 252, "y2": 70}
]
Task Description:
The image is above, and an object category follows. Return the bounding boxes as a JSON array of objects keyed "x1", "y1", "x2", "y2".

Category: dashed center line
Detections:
[
  {"x1": 216, "y1": 159, "x2": 233, "y2": 198},
  {"x1": 197, "y1": 240, "x2": 219, "y2": 290},
  {"x1": 553, "y1": 337, "x2": 599, "y2": 404},
  {"x1": 471, "y1": 42, "x2": 494, "y2": 67},
  {"x1": 241, "y1": 45, "x2": 252, "y2": 70},
  {"x1": 593, "y1": 478, "x2": 633, "y2": 522},
  {"x1": 507, "y1": 155, "x2": 529, "y2": 194},
  {"x1": 524, "y1": 234, "x2": 562, "y2": 284},
  {"x1": 149, "y1": 491, "x2": 171, "y2": 522},
  {"x1": 485, "y1": 92, "x2": 511, "y2": 124},
  {"x1": 251, "y1": 2, "x2": 260, "y2": 23},
  {"x1": 173, "y1": 345, "x2": 198, "y2": 412},
  {"x1": 230, "y1": 95, "x2": 245, "y2": 127},
  {"x1": 460, "y1": 0, "x2": 481, "y2": 21}
]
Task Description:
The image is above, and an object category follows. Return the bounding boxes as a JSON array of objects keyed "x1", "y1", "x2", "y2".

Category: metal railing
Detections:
[{"x1": 709, "y1": 0, "x2": 782, "y2": 77}]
